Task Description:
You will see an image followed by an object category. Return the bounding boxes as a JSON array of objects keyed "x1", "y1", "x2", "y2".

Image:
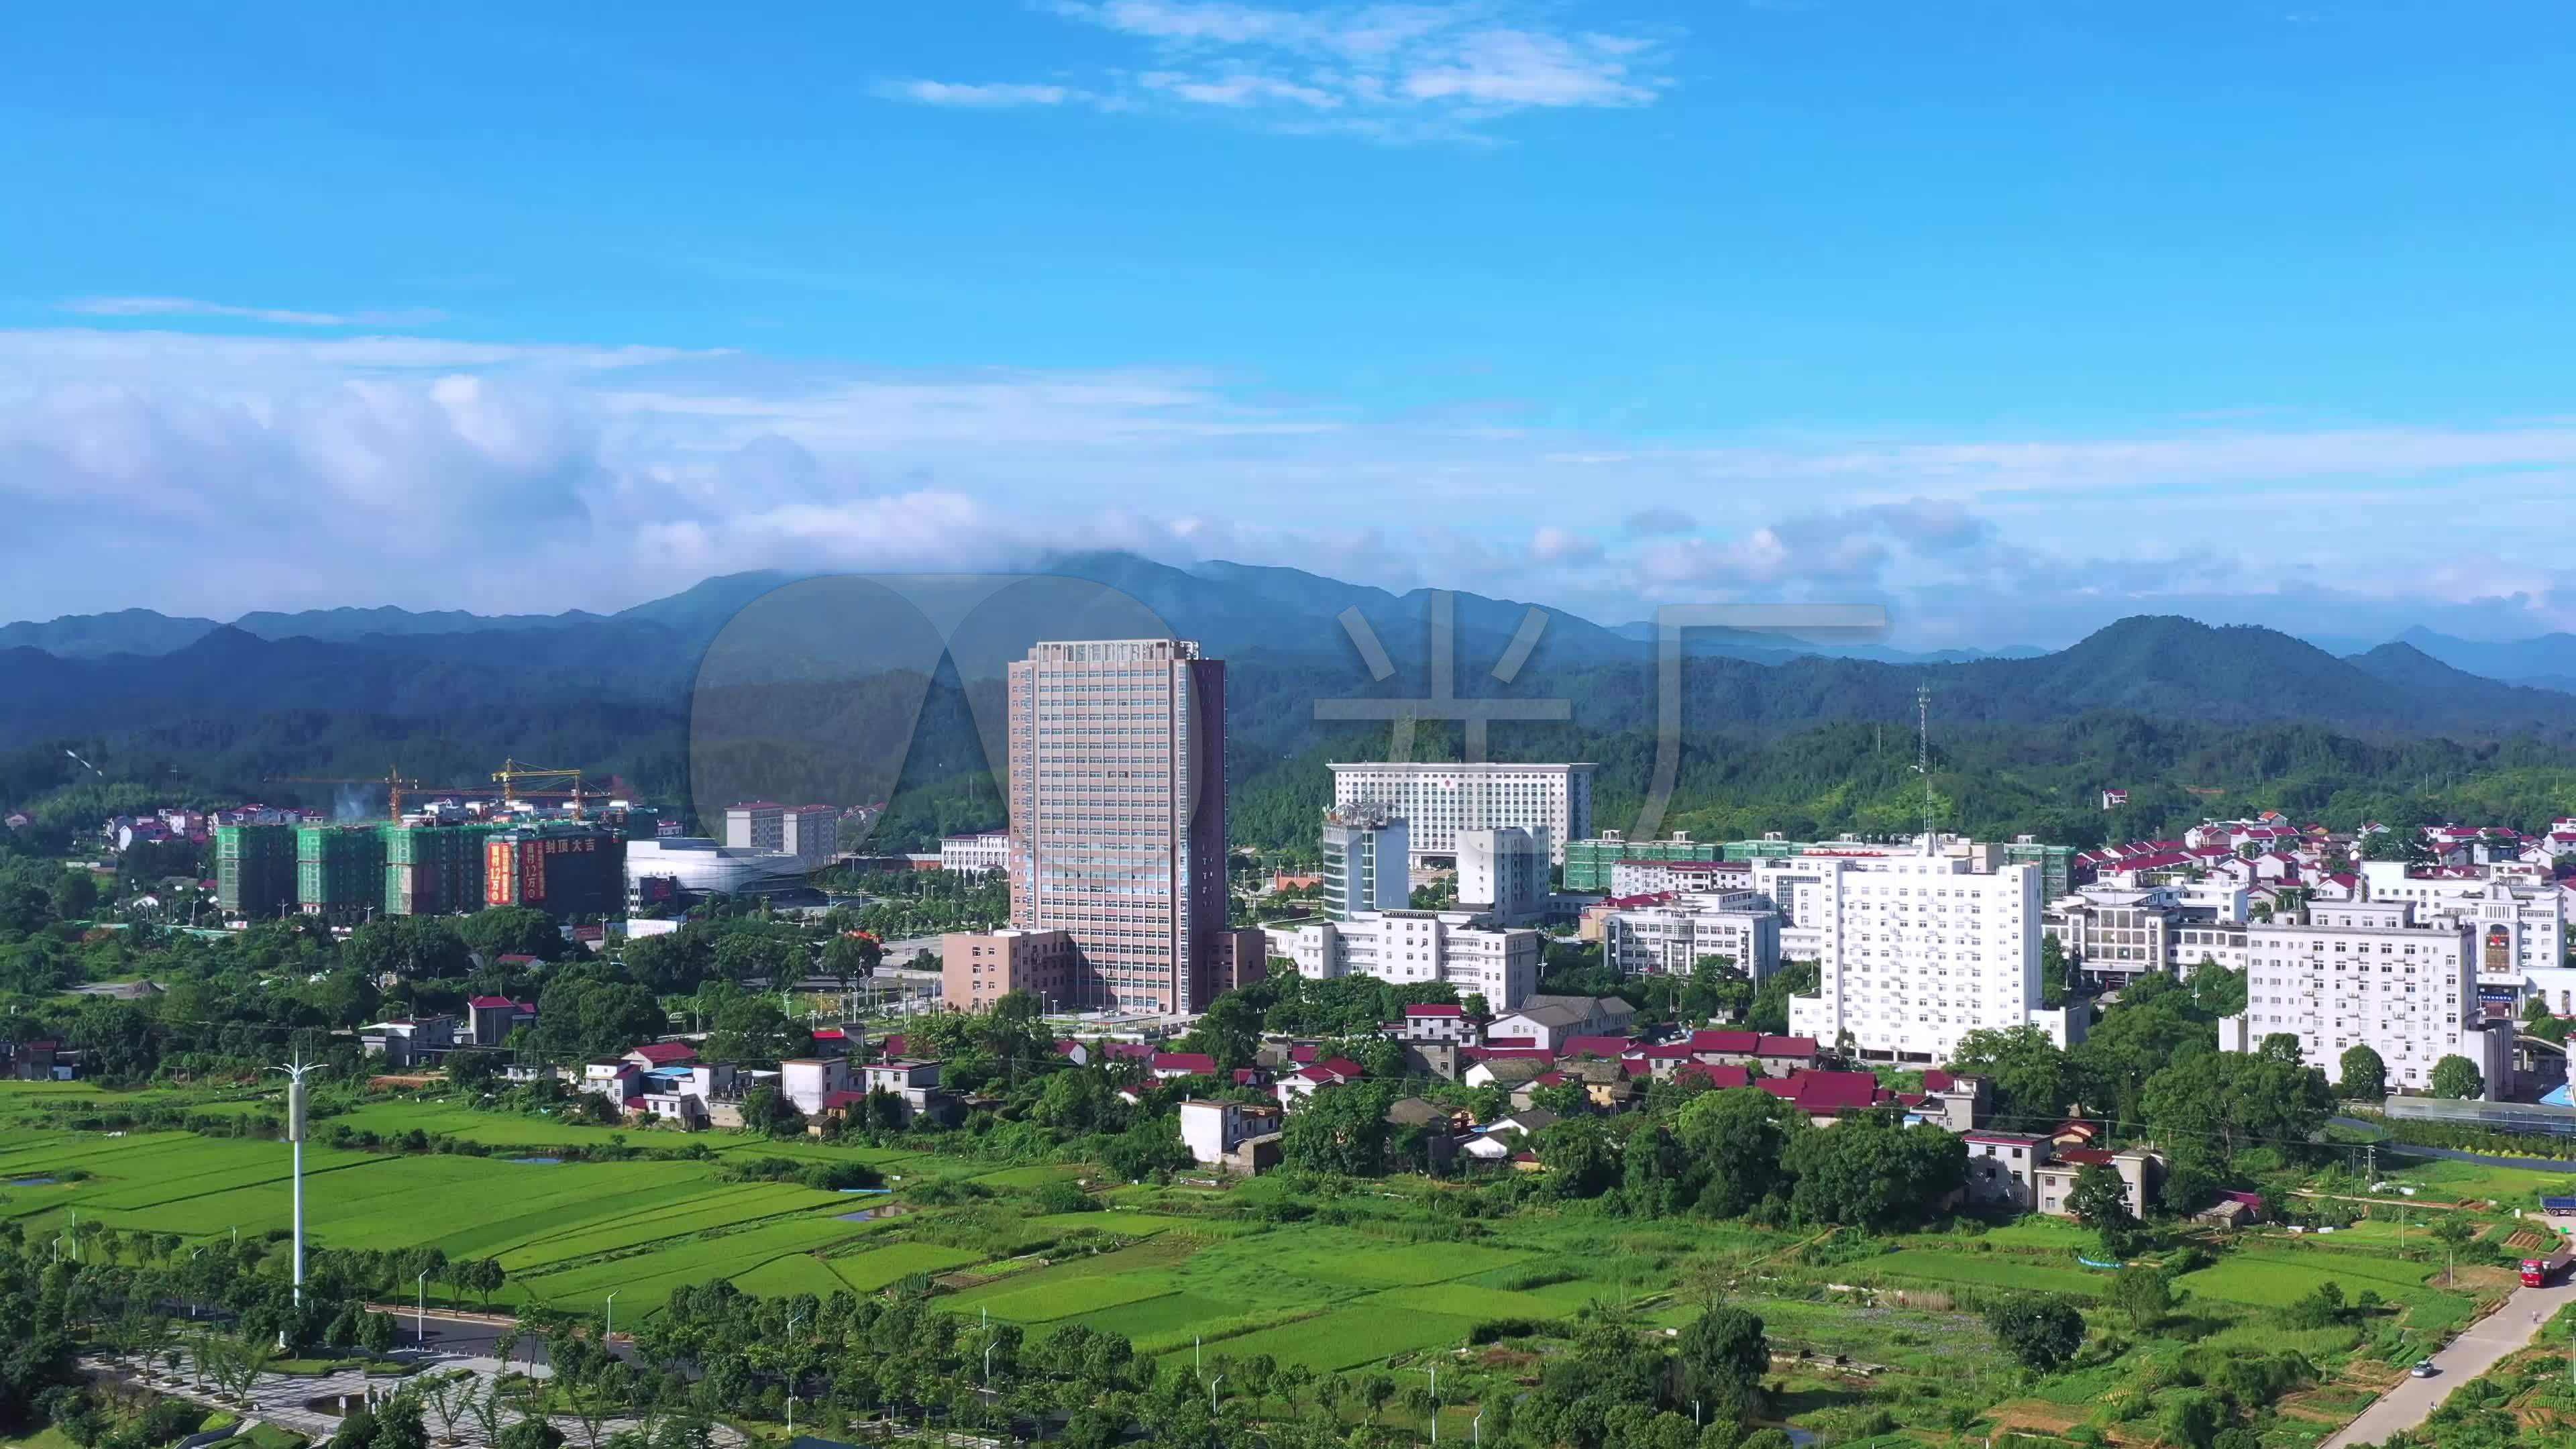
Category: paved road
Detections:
[{"x1": 2324, "y1": 1279, "x2": 2565, "y2": 1449}]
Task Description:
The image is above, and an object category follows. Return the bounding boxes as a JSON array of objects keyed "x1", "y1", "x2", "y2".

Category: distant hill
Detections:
[
  {"x1": 0, "y1": 608, "x2": 220, "y2": 658},
  {"x1": 9, "y1": 567, "x2": 2576, "y2": 751},
  {"x1": 2393, "y1": 627, "x2": 2576, "y2": 694}
]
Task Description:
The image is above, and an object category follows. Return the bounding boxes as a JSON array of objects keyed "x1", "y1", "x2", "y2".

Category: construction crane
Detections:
[
  {"x1": 261, "y1": 765, "x2": 437, "y2": 822},
  {"x1": 490, "y1": 759, "x2": 600, "y2": 819}
]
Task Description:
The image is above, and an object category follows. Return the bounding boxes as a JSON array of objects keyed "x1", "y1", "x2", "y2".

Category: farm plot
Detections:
[
  {"x1": 826, "y1": 1242, "x2": 986, "y2": 1294},
  {"x1": 940, "y1": 1275, "x2": 1176, "y2": 1323},
  {"x1": 1390, "y1": 1283, "x2": 1581, "y2": 1322},
  {"x1": 511, "y1": 1213, "x2": 869, "y2": 1311},
  {"x1": 1069, "y1": 1291, "x2": 1239, "y2": 1345},
  {"x1": 2173, "y1": 1247, "x2": 2477, "y2": 1334},
  {"x1": 1865, "y1": 1249, "x2": 2112, "y2": 1299},
  {"x1": 494, "y1": 1183, "x2": 840, "y2": 1271},
  {"x1": 1257, "y1": 1236, "x2": 1525, "y2": 1288},
  {"x1": 1159, "y1": 1303, "x2": 1482, "y2": 1373}
]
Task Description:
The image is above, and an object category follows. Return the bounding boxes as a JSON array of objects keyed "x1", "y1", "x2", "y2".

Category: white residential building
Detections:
[
  {"x1": 1762, "y1": 844, "x2": 2079, "y2": 1064},
  {"x1": 1456, "y1": 826, "x2": 1550, "y2": 923},
  {"x1": 2220, "y1": 899, "x2": 2507, "y2": 1098},
  {"x1": 2361, "y1": 861, "x2": 2571, "y2": 1011},
  {"x1": 1264, "y1": 909, "x2": 1541, "y2": 1010},
  {"x1": 1328, "y1": 761, "x2": 1592, "y2": 865},
  {"x1": 1601, "y1": 892, "x2": 1784, "y2": 980},
  {"x1": 938, "y1": 832, "x2": 1010, "y2": 875},
  {"x1": 1321, "y1": 806, "x2": 1411, "y2": 921}
]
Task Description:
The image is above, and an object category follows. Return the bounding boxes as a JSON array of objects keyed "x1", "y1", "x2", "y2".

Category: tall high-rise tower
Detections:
[{"x1": 1006, "y1": 639, "x2": 1254, "y2": 1015}]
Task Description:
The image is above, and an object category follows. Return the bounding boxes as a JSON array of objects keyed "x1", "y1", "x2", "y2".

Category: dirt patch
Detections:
[{"x1": 1986, "y1": 1400, "x2": 2086, "y2": 1436}]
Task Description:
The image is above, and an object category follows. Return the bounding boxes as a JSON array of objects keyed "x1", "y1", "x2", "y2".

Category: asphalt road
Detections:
[{"x1": 2324, "y1": 1279, "x2": 2566, "y2": 1449}]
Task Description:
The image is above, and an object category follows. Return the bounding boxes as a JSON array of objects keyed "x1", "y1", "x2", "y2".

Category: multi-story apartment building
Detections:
[
  {"x1": 941, "y1": 927, "x2": 1079, "y2": 1012},
  {"x1": 1456, "y1": 826, "x2": 1549, "y2": 922},
  {"x1": 1762, "y1": 845, "x2": 2078, "y2": 1064},
  {"x1": 1328, "y1": 762, "x2": 1591, "y2": 865},
  {"x1": 1321, "y1": 806, "x2": 1410, "y2": 921},
  {"x1": 2219, "y1": 900, "x2": 2507, "y2": 1098},
  {"x1": 938, "y1": 832, "x2": 1010, "y2": 875},
  {"x1": 724, "y1": 802, "x2": 838, "y2": 865},
  {"x1": 1601, "y1": 892, "x2": 1784, "y2": 980},
  {"x1": 1002, "y1": 638, "x2": 1258, "y2": 1015},
  {"x1": 723, "y1": 802, "x2": 787, "y2": 853}
]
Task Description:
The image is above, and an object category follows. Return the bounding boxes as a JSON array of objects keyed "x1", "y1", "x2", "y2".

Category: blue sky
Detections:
[{"x1": 3, "y1": 1, "x2": 2572, "y2": 647}]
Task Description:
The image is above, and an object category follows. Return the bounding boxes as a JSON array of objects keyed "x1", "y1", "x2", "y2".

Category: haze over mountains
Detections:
[{"x1": 2, "y1": 551, "x2": 2573, "y2": 750}]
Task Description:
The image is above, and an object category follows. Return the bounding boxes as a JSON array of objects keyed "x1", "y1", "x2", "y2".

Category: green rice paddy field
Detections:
[{"x1": 0, "y1": 1083, "x2": 2520, "y2": 1383}]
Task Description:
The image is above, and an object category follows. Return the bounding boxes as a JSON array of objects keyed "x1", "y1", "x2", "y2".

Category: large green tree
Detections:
[{"x1": 1672, "y1": 1307, "x2": 1770, "y2": 1426}]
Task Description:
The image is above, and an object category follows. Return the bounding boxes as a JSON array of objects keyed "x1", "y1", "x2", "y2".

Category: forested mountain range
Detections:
[{"x1": 5, "y1": 553, "x2": 2576, "y2": 858}]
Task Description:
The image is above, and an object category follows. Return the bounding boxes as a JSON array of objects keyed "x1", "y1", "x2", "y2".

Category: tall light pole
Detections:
[
  {"x1": 606, "y1": 1292, "x2": 619, "y2": 1340},
  {"x1": 269, "y1": 1057, "x2": 317, "y2": 1305},
  {"x1": 1417, "y1": 1364, "x2": 1439, "y2": 1444},
  {"x1": 416, "y1": 1271, "x2": 428, "y2": 1344}
]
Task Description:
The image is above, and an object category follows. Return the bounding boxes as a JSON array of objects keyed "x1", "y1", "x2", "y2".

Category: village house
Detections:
[{"x1": 1178, "y1": 1099, "x2": 1285, "y2": 1175}]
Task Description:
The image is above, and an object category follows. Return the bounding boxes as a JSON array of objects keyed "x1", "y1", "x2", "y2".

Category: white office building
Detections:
[
  {"x1": 2219, "y1": 900, "x2": 2507, "y2": 1098},
  {"x1": 1321, "y1": 806, "x2": 1411, "y2": 921},
  {"x1": 2361, "y1": 861, "x2": 2571, "y2": 1011},
  {"x1": 1601, "y1": 892, "x2": 1784, "y2": 980},
  {"x1": 938, "y1": 832, "x2": 1010, "y2": 875},
  {"x1": 1457, "y1": 826, "x2": 1549, "y2": 923},
  {"x1": 1328, "y1": 762, "x2": 1592, "y2": 865},
  {"x1": 1762, "y1": 844, "x2": 2079, "y2": 1064},
  {"x1": 1263, "y1": 910, "x2": 1542, "y2": 1010}
]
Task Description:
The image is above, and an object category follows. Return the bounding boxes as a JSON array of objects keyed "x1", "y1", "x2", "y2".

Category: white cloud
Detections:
[
  {"x1": 58, "y1": 297, "x2": 448, "y2": 328},
  {"x1": 9, "y1": 321, "x2": 2576, "y2": 649},
  {"x1": 1528, "y1": 524, "x2": 1602, "y2": 565},
  {"x1": 878, "y1": 80, "x2": 1086, "y2": 107},
  {"x1": 883, "y1": 1, "x2": 1675, "y2": 142}
]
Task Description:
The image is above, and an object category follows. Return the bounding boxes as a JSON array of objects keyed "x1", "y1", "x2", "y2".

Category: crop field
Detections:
[
  {"x1": 823, "y1": 1242, "x2": 985, "y2": 1293},
  {"x1": 1864, "y1": 1248, "x2": 2114, "y2": 1298},
  {"x1": 1158, "y1": 1303, "x2": 1485, "y2": 1373}
]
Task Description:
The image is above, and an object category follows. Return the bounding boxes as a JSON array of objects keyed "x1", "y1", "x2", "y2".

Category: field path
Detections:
[{"x1": 2324, "y1": 1279, "x2": 2567, "y2": 1449}]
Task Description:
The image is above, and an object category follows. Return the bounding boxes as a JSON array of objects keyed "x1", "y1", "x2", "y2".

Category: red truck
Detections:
[{"x1": 2520, "y1": 1238, "x2": 2573, "y2": 1287}]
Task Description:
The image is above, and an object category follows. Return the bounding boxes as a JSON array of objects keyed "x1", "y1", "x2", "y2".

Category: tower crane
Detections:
[
  {"x1": 260, "y1": 765, "x2": 439, "y2": 822},
  {"x1": 490, "y1": 759, "x2": 602, "y2": 818}
]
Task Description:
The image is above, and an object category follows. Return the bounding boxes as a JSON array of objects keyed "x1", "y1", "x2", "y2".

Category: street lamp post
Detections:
[
  {"x1": 416, "y1": 1271, "x2": 428, "y2": 1344},
  {"x1": 1210, "y1": 1375, "x2": 1224, "y2": 1416},
  {"x1": 786, "y1": 1309, "x2": 804, "y2": 1432},
  {"x1": 606, "y1": 1292, "x2": 619, "y2": 1340},
  {"x1": 1417, "y1": 1364, "x2": 1439, "y2": 1444}
]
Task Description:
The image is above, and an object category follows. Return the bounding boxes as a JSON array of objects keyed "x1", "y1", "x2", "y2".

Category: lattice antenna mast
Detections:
[{"x1": 1914, "y1": 682, "x2": 1937, "y2": 855}]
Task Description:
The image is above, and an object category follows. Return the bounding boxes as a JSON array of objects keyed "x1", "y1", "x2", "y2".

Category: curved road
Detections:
[{"x1": 2323, "y1": 1280, "x2": 2567, "y2": 1448}]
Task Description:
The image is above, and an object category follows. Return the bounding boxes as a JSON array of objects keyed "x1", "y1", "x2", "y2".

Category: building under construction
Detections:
[
  {"x1": 383, "y1": 820, "x2": 502, "y2": 917},
  {"x1": 214, "y1": 823, "x2": 299, "y2": 919},
  {"x1": 484, "y1": 822, "x2": 626, "y2": 917},
  {"x1": 297, "y1": 824, "x2": 386, "y2": 923}
]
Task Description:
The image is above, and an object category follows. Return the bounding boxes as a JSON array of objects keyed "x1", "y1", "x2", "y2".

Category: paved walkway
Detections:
[{"x1": 2323, "y1": 1279, "x2": 2566, "y2": 1449}]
